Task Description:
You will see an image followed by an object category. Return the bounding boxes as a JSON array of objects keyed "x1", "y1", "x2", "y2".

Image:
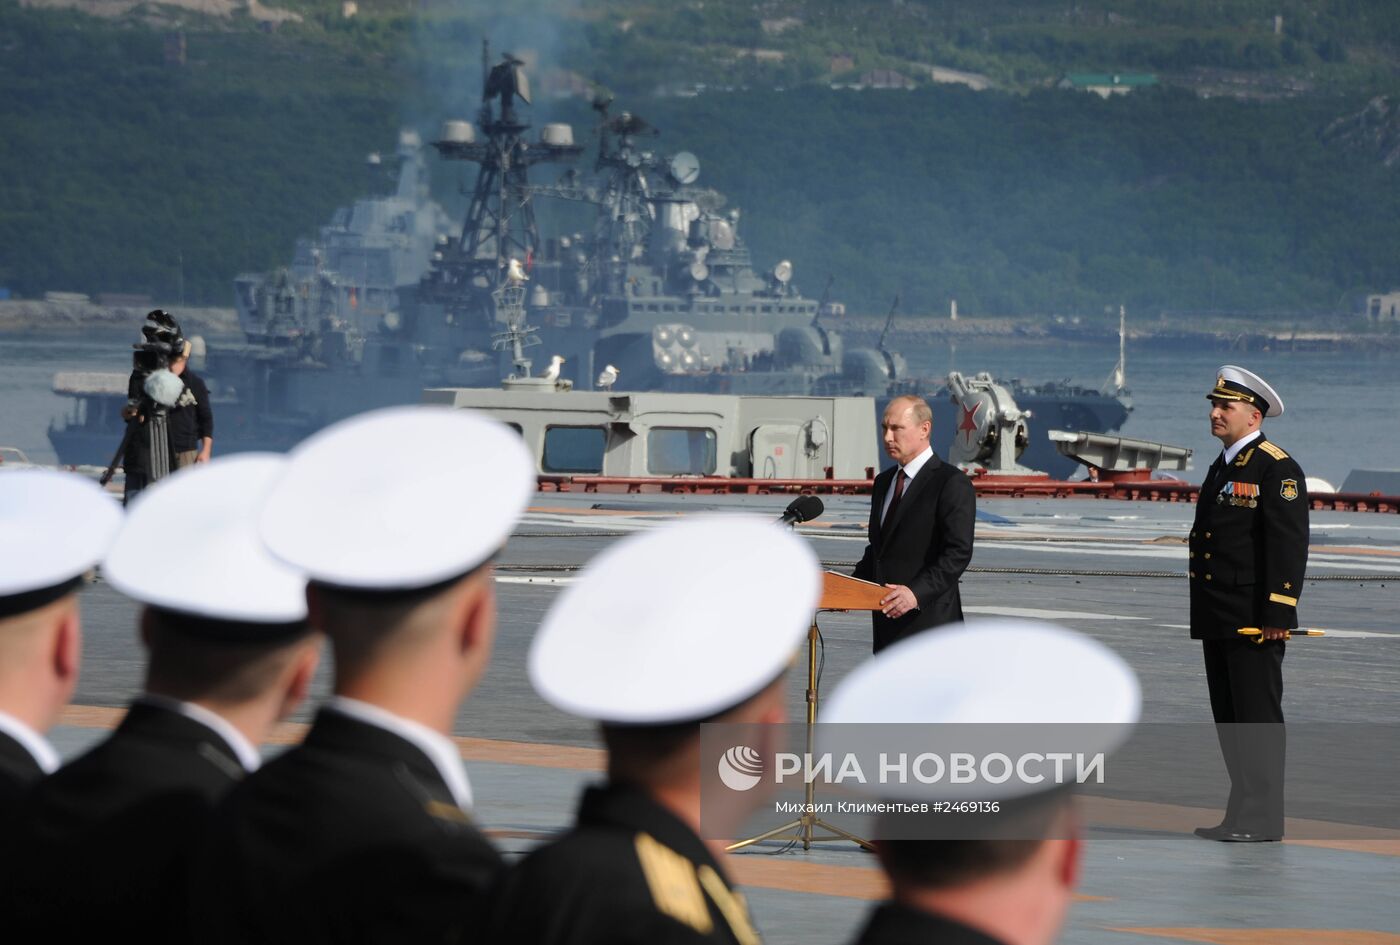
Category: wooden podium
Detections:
[
  {"x1": 727, "y1": 572, "x2": 886, "y2": 852},
  {"x1": 818, "y1": 571, "x2": 889, "y2": 612}
]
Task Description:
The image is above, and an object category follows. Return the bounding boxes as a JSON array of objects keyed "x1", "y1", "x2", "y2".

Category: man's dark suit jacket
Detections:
[
  {"x1": 2, "y1": 701, "x2": 246, "y2": 943},
  {"x1": 190, "y1": 707, "x2": 503, "y2": 945},
  {"x1": 851, "y1": 902, "x2": 1010, "y2": 945},
  {"x1": 853, "y1": 451, "x2": 976, "y2": 652},
  {"x1": 0, "y1": 728, "x2": 45, "y2": 811}
]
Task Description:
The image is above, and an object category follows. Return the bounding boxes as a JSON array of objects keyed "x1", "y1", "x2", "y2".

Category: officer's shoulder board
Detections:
[
  {"x1": 1258, "y1": 441, "x2": 1289, "y2": 461},
  {"x1": 635, "y1": 832, "x2": 713, "y2": 935},
  {"x1": 633, "y1": 833, "x2": 760, "y2": 945},
  {"x1": 424, "y1": 798, "x2": 472, "y2": 825}
]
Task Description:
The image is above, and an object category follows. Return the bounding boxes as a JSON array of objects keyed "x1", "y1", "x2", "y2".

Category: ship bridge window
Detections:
[
  {"x1": 647, "y1": 427, "x2": 717, "y2": 476},
  {"x1": 543, "y1": 426, "x2": 606, "y2": 474}
]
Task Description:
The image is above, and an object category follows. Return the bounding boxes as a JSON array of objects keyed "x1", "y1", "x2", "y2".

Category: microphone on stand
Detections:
[{"x1": 778, "y1": 495, "x2": 824, "y2": 527}]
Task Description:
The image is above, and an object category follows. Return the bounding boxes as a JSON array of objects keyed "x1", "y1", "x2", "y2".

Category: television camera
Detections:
[{"x1": 99, "y1": 310, "x2": 188, "y2": 488}]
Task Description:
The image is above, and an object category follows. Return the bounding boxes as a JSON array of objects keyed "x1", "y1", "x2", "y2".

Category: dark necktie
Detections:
[{"x1": 884, "y1": 469, "x2": 908, "y2": 524}]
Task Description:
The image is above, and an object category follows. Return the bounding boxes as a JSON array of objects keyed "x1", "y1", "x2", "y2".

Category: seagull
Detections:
[
  {"x1": 540, "y1": 355, "x2": 565, "y2": 382},
  {"x1": 596, "y1": 364, "x2": 619, "y2": 391},
  {"x1": 507, "y1": 257, "x2": 529, "y2": 284}
]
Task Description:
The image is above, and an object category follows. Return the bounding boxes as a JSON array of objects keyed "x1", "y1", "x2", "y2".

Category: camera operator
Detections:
[
  {"x1": 113, "y1": 311, "x2": 186, "y2": 505},
  {"x1": 167, "y1": 342, "x2": 213, "y2": 470}
]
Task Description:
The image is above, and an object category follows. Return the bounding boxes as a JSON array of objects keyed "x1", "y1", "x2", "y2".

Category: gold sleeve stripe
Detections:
[
  {"x1": 1259, "y1": 442, "x2": 1289, "y2": 460},
  {"x1": 635, "y1": 833, "x2": 712, "y2": 934},
  {"x1": 697, "y1": 866, "x2": 761, "y2": 945},
  {"x1": 1269, "y1": 592, "x2": 1298, "y2": 606}
]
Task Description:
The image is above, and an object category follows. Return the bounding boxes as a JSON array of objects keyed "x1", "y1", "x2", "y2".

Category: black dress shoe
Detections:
[
  {"x1": 1193, "y1": 824, "x2": 1232, "y2": 840},
  {"x1": 1217, "y1": 829, "x2": 1281, "y2": 843}
]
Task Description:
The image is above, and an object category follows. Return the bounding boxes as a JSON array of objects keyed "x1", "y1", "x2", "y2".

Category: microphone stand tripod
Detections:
[{"x1": 726, "y1": 572, "x2": 883, "y2": 853}]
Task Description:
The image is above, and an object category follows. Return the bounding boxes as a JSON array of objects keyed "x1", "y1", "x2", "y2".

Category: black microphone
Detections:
[{"x1": 778, "y1": 495, "x2": 824, "y2": 526}]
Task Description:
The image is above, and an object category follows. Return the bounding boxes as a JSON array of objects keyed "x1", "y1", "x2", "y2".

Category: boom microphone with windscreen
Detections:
[{"x1": 778, "y1": 495, "x2": 824, "y2": 526}]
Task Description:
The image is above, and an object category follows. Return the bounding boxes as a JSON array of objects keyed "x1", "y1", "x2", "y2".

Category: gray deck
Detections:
[{"x1": 52, "y1": 493, "x2": 1400, "y2": 944}]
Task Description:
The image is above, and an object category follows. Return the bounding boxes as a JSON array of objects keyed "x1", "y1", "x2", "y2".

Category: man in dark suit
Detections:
[
  {"x1": 854, "y1": 395, "x2": 976, "y2": 652},
  {"x1": 190, "y1": 406, "x2": 536, "y2": 945},
  {"x1": 3, "y1": 455, "x2": 320, "y2": 943},
  {"x1": 823, "y1": 620, "x2": 1141, "y2": 945},
  {"x1": 0, "y1": 470, "x2": 119, "y2": 812},
  {"x1": 490, "y1": 516, "x2": 820, "y2": 945},
  {"x1": 1189, "y1": 366, "x2": 1308, "y2": 843}
]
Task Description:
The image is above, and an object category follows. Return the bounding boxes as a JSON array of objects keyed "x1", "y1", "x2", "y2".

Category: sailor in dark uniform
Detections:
[
  {"x1": 820, "y1": 620, "x2": 1141, "y2": 945},
  {"x1": 189, "y1": 406, "x2": 535, "y2": 945},
  {"x1": 4, "y1": 454, "x2": 320, "y2": 943},
  {"x1": 0, "y1": 470, "x2": 120, "y2": 811},
  {"x1": 489, "y1": 516, "x2": 822, "y2": 945},
  {"x1": 1189, "y1": 366, "x2": 1307, "y2": 843}
]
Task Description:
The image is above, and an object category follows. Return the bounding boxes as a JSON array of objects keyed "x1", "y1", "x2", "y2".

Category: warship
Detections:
[{"x1": 48, "y1": 47, "x2": 1130, "y2": 477}]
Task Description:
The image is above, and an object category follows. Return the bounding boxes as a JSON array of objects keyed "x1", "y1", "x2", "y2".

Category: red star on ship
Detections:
[{"x1": 959, "y1": 402, "x2": 981, "y2": 442}]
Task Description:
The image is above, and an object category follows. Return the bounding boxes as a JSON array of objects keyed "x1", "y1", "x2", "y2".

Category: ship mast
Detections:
[
  {"x1": 1104, "y1": 304, "x2": 1127, "y2": 395},
  {"x1": 426, "y1": 42, "x2": 581, "y2": 322}
]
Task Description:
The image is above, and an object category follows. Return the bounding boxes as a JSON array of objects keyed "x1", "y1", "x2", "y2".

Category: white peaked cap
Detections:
[
  {"x1": 260, "y1": 406, "x2": 535, "y2": 591},
  {"x1": 530, "y1": 515, "x2": 821, "y2": 724},
  {"x1": 1211, "y1": 364, "x2": 1284, "y2": 418},
  {"x1": 0, "y1": 469, "x2": 121, "y2": 601},
  {"x1": 105, "y1": 454, "x2": 307, "y2": 623},
  {"x1": 820, "y1": 619, "x2": 1141, "y2": 800}
]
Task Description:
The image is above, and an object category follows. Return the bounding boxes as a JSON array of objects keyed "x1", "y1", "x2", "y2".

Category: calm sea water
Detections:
[{"x1": 1, "y1": 332, "x2": 1396, "y2": 487}]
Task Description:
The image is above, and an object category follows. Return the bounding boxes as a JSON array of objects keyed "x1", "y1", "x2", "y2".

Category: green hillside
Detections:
[{"x1": 3, "y1": 0, "x2": 1400, "y2": 318}]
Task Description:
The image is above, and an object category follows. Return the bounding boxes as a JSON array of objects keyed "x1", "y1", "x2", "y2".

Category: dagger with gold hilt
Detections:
[{"x1": 1237, "y1": 627, "x2": 1326, "y2": 644}]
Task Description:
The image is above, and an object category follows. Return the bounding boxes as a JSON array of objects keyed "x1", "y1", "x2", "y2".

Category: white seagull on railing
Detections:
[
  {"x1": 540, "y1": 355, "x2": 565, "y2": 382},
  {"x1": 596, "y1": 364, "x2": 619, "y2": 391}
]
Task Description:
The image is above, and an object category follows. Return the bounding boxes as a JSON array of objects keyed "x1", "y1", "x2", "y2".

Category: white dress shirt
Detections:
[
  {"x1": 0, "y1": 709, "x2": 60, "y2": 774},
  {"x1": 136, "y1": 693, "x2": 263, "y2": 773},
  {"x1": 1221, "y1": 429, "x2": 1262, "y2": 466},
  {"x1": 881, "y1": 444, "x2": 935, "y2": 523}
]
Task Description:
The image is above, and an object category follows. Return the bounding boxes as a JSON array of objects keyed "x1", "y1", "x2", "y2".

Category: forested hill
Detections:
[{"x1": 4, "y1": 0, "x2": 1400, "y2": 320}]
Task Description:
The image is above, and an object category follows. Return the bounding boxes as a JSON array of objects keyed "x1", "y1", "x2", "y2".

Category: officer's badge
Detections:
[{"x1": 1280, "y1": 479, "x2": 1299, "y2": 502}]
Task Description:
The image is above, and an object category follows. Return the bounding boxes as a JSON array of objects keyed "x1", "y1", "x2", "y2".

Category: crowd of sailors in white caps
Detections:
[{"x1": 0, "y1": 405, "x2": 1138, "y2": 945}]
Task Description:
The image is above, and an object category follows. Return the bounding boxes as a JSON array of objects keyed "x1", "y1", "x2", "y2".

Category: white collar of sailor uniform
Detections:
[
  {"x1": 1222, "y1": 429, "x2": 1262, "y2": 466},
  {"x1": 0, "y1": 708, "x2": 60, "y2": 774},
  {"x1": 136, "y1": 693, "x2": 263, "y2": 772},
  {"x1": 325, "y1": 696, "x2": 474, "y2": 810},
  {"x1": 898, "y1": 444, "x2": 935, "y2": 482}
]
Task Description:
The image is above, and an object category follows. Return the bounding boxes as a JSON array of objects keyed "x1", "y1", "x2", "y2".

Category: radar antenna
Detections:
[{"x1": 490, "y1": 283, "x2": 540, "y2": 379}]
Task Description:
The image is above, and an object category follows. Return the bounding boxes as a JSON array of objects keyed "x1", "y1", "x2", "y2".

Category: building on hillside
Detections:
[
  {"x1": 856, "y1": 69, "x2": 916, "y2": 90},
  {"x1": 1059, "y1": 73, "x2": 1157, "y2": 97},
  {"x1": 920, "y1": 64, "x2": 993, "y2": 91},
  {"x1": 828, "y1": 53, "x2": 855, "y2": 75},
  {"x1": 1365, "y1": 291, "x2": 1400, "y2": 323}
]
